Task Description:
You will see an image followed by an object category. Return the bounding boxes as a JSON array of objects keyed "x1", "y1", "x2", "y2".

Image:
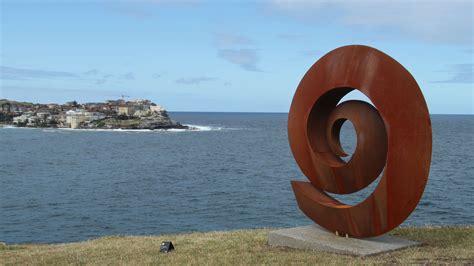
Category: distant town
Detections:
[{"x1": 0, "y1": 98, "x2": 188, "y2": 130}]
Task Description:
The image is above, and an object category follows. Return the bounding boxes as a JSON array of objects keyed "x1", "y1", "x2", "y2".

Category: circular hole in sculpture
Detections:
[
  {"x1": 329, "y1": 89, "x2": 384, "y2": 206},
  {"x1": 338, "y1": 120, "x2": 357, "y2": 162}
]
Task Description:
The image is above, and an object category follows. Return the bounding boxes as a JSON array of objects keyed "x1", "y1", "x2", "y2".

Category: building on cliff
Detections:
[
  {"x1": 117, "y1": 105, "x2": 134, "y2": 117},
  {"x1": 150, "y1": 105, "x2": 165, "y2": 113},
  {"x1": 66, "y1": 109, "x2": 105, "y2": 128}
]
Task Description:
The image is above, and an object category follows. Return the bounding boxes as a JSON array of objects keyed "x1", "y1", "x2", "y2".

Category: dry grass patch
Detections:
[{"x1": 1, "y1": 226, "x2": 473, "y2": 265}]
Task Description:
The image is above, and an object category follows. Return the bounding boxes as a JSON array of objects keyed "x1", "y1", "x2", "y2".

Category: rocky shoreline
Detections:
[
  {"x1": 3, "y1": 115, "x2": 190, "y2": 130},
  {"x1": 75, "y1": 112, "x2": 189, "y2": 130}
]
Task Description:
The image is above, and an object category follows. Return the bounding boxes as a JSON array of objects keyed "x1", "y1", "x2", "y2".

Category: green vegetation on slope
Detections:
[{"x1": 1, "y1": 226, "x2": 473, "y2": 265}]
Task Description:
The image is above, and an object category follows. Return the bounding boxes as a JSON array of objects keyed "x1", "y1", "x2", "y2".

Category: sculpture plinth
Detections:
[{"x1": 268, "y1": 224, "x2": 420, "y2": 256}]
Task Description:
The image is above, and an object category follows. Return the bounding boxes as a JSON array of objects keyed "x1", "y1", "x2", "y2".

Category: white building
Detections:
[
  {"x1": 66, "y1": 110, "x2": 86, "y2": 129},
  {"x1": 13, "y1": 114, "x2": 30, "y2": 125},
  {"x1": 117, "y1": 105, "x2": 134, "y2": 116},
  {"x1": 26, "y1": 116, "x2": 40, "y2": 127},
  {"x1": 134, "y1": 110, "x2": 149, "y2": 117},
  {"x1": 36, "y1": 112, "x2": 50, "y2": 119},
  {"x1": 66, "y1": 109, "x2": 105, "y2": 129},
  {"x1": 150, "y1": 105, "x2": 165, "y2": 113},
  {"x1": 85, "y1": 112, "x2": 106, "y2": 122}
]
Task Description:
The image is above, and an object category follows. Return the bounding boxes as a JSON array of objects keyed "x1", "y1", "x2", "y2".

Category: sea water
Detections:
[{"x1": 0, "y1": 113, "x2": 473, "y2": 243}]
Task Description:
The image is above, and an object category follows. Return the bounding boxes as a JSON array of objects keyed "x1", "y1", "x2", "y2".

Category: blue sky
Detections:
[{"x1": 0, "y1": 0, "x2": 472, "y2": 113}]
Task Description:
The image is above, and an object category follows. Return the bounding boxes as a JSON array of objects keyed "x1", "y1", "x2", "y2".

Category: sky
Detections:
[{"x1": 0, "y1": 0, "x2": 473, "y2": 114}]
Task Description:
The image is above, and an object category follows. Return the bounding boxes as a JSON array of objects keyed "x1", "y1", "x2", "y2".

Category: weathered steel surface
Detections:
[{"x1": 288, "y1": 45, "x2": 432, "y2": 237}]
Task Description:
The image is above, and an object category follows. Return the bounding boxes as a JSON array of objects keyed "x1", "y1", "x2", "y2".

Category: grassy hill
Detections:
[{"x1": 1, "y1": 226, "x2": 473, "y2": 265}]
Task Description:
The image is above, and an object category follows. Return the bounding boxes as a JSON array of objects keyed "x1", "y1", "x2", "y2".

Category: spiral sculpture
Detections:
[{"x1": 288, "y1": 45, "x2": 432, "y2": 238}]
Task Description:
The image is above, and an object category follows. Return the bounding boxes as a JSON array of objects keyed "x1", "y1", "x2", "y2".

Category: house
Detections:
[
  {"x1": 118, "y1": 105, "x2": 135, "y2": 116},
  {"x1": 66, "y1": 109, "x2": 106, "y2": 128},
  {"x1": 66, "y1": 109, "x2": 87, "y2": 129},
  {"x1": 13, "y1": 114, "x2": 29, "y2": 125},
  {"x1": 36, "y1": 112, "x2": 51, "y2": 119},
  {"x1": 26, "y1": 116, "x2": 40, "y2": 127},
  {"x1": 85, "y1": 112, "x2": 106, "y2": 122},
  {"x1": 150, "y1": 105, "x2": 165, "y2": 113},
  {"x1": 1, "y1": 102, "x2": 11, "y2": 112}
]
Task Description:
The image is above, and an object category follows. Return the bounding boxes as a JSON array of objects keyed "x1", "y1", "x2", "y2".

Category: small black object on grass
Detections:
[{"x1": 160, "y1": 241, "x2": 174, "y2": 253}]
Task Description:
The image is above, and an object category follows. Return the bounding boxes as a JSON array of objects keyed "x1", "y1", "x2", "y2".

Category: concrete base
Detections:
[{"x1": 268, "y1": 224, "x2": 419, "y2": 256}]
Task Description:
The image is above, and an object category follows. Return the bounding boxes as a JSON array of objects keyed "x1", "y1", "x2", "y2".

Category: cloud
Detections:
[
  {"x1": 95, "y1": 78, "x2": 107, "y2": 85},
  {"x1": 0, "y1": 66, "x2": 77, "y2": 80},
  {"x1": 432, "y1": 64, "x2": 473, "y2": 84},
  {"x1": 83, "y1": 69, "x2": 99, "y2": 76},
  {"x1": 0, "y1": 66, "x2": 137, "y2": 85},
  {"x1": 277, "y1": 33, "x2": 305, "y2": 41},
  {"x1": 268, "y1": 0, "x2": 473, "y2": 45},
  {"x1": 1, "y1": 85, "x2": 128, "y2": 103},
  {"x1": 1, "y1": 85, "x2": 119, "y2": 97},
  {"x1": 214, "y1": 33, "x2": 254, "y2": 47},
  {"x1": 213, "y1": 33, "x2": 261, "y2": 72},
  {"x1": 121, "y1": 72, "x2": 135, "y2": 80},
  {"x1": 92, "y1": 74, "x2": 113, "y2": 85},
  {"x1": 176, "y1": 76, "x2": 216, "y2": 85},
  {"x1": 218, "y1": 49, "x2": 262, "y2": 72}
]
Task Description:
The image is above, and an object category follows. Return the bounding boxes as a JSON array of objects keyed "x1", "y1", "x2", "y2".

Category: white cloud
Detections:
[
  {"x1": 269, "y1": 0, "x2": 473, "y2": 45},
  {"x1": 214, "y1": 33, "x2": 254, "y2": 48},
  {"x1": 213, "y1": 32, "x2": 262, "y2": 72},
  {"x1": 121, "y1": 72, "x2": 135, "y2": 80},
  {"x1": 433, "y1": 63, "x2": 473, "y2": 83},
  {"x1": 176, "y1": 76, "x2": 216, "y2": 85},
  {"x1": 83, "y1": 69, "x2": 99, "y2": 76},
  {"x1": 218, "y1": 49, "x2": 262, "y2": 72},
  {"x1": 0, "y1": 66, "x2": 77, "y2": 80}
]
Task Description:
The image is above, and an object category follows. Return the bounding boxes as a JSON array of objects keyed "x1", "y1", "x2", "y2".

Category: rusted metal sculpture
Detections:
[{"x1": 288, "y1": 45, "x2": 432, "y2": 238}]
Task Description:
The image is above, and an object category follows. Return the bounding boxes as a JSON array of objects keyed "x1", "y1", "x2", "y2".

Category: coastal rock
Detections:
[{"x1": 88, "y1": 112, "x2": 188, "y2": 130}]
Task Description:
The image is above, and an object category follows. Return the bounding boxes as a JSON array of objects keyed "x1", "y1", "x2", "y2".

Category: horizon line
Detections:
[{"x1": 168, "y1": 111, "x2": 473, "y2": 115}]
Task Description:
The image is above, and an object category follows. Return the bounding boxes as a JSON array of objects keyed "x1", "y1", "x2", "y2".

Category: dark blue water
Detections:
[{"x1": 0, "y1": 113, "x2": 473, "y2": 244}]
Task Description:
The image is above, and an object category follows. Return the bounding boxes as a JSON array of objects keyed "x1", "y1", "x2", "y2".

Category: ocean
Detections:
[{"x1": 0, "y1": 113, "x2": 473, "y2": 244}]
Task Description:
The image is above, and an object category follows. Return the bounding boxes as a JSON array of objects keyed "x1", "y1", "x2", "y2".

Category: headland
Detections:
[{"x1": 0, "y1": 99, "x2": 188, "y2": 130}]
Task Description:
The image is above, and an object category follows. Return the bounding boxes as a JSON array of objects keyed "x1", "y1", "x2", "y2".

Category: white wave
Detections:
[
  {"x1": 1, "y1": 125, "x2": 37, "y2": 130},
  {"x1": 1, "y1": 124, "x2": 236, "y2": 132},
  {"x1": 55, "y1": 125, "x2": 222, "y2": 133},
  {"x1": 185, "y1": 124, "x2": 222, "y2": 131},
  {"x1": 57, "y1": 128, "x2": 156, "y2": 132},
  {"x1": 1, "y1": 125, "x2": 17, "y2": 129},
  {"x1": 166, "y1": 128, "x2": 188, "y2": 132},
  {"x1": 185, "y1": 124, "x2": 246, "y2": 131}
]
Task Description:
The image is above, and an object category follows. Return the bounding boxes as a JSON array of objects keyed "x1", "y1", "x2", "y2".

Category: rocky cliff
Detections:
[{"x1": 87, "y1": 111, "x2": 188, "y2": 130}]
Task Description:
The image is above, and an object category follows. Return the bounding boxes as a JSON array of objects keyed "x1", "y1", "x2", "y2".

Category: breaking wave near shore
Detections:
[{"x1": 1, "y1": 124, "x2": 239, "y2": 132}]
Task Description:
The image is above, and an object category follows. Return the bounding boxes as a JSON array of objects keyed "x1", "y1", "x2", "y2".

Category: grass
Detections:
[{"x1": 1, "y1": 226, "x2": 473, "y2": 265}]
